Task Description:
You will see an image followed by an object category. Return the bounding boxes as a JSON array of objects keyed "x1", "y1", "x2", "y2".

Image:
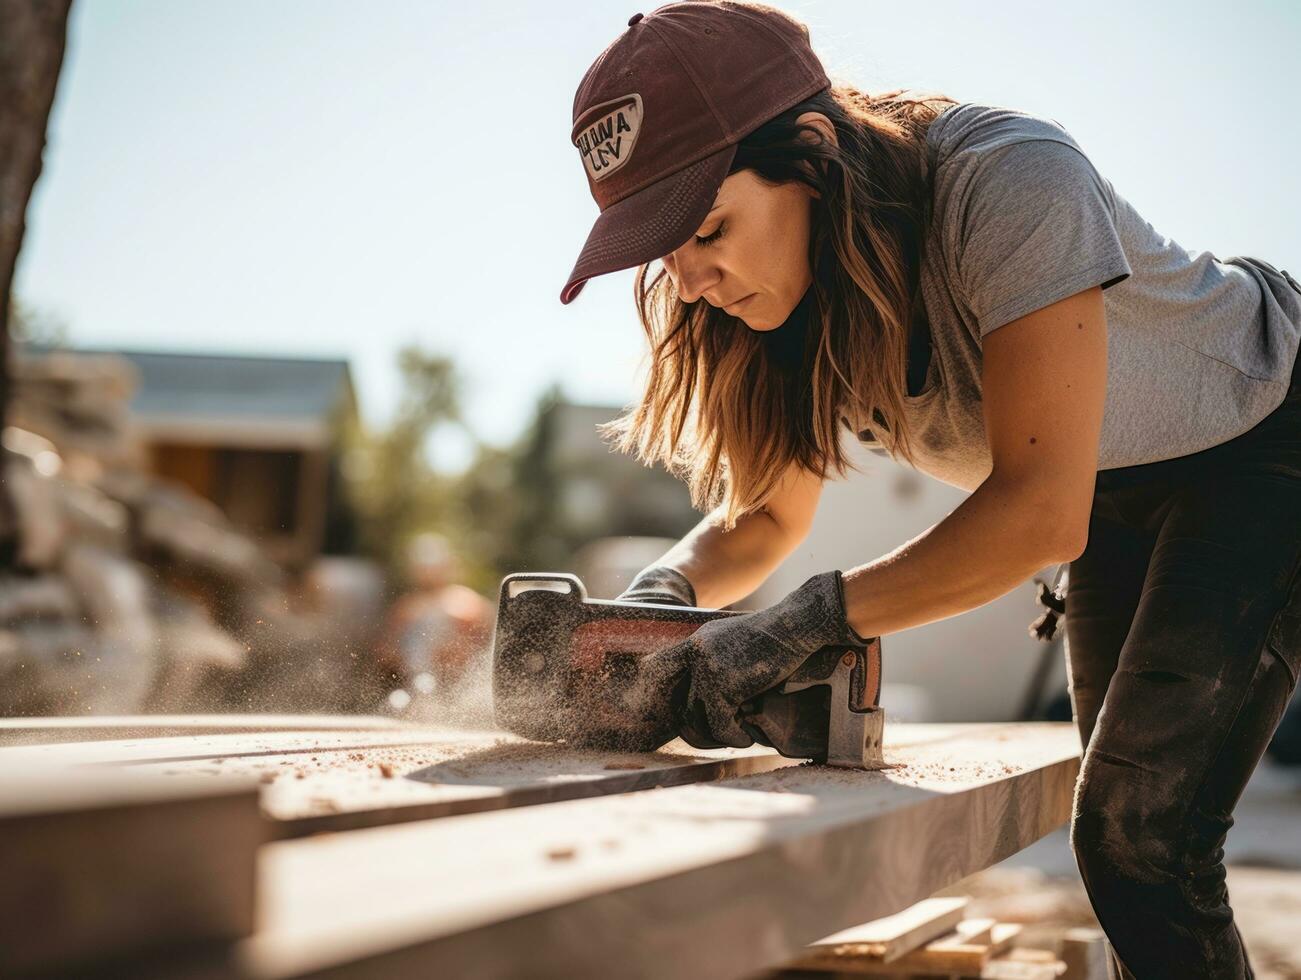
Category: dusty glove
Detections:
[
  {"x1": 617, "y1": 565, "x2": 697, "y2": 607},
  {"x1": 600, "y1": 646, "x2": 693, "y2": 752},
  {"x1": 587, "y1": 565, "x2": 697, "y2": 751},
  {"x1": 669, "y1": 570, "x2": 866, "y2": 749}
]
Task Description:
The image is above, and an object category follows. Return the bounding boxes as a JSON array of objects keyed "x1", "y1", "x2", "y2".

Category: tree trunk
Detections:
[{"x1": 0, "y1": 0, "x2": 73, "y2": 562}]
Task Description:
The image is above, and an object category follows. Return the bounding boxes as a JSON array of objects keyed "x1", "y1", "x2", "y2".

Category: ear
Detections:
[{"x1": 795, "y1": 111, "x2": 838, "y2": 149}]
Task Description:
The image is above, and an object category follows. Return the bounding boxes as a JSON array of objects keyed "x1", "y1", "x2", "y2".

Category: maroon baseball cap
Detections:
[{"x1": 560, "y1": 1, "x2": 830, "y2": 304}]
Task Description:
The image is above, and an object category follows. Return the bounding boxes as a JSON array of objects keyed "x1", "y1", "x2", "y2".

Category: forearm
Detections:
[
  {"x1": 653, "y1": 505, "x2": 795, "y2": 609},
  {"x1": 843, "y1": 475, "x2": 1081, "y2": 639}
]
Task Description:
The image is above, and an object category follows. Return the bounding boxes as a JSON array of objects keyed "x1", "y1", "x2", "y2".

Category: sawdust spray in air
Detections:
[
  {"x1": 406, "y1": 613, "x2": 588, "y2": 735},
  {"x1": 387, "y1": 634, "x2": 499, "y2": 729}
]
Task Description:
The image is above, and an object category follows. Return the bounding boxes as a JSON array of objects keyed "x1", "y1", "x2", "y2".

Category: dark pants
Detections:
[{"x1": 1064, "y1": 342, "x2": 1301, "y2": 978}]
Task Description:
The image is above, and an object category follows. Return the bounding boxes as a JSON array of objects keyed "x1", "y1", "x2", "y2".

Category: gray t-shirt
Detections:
[{"x1": 845, "y1": 102, "x2": 1301, "y2": 491}]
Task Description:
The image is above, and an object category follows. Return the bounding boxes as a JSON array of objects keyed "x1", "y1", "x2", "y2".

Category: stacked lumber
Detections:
[
  {"x1": 774, "y1": 896, "x2": 1107, "y2": 978},
  {"x1": 8, "y1": 350, "x2": 141, "y2": 470},
  {"x1": 0, "y1": 717, "x2": 1083, "y2": 978},
  {"x1": 1, "y1": 350, "x2": 379, "y2": 717}
]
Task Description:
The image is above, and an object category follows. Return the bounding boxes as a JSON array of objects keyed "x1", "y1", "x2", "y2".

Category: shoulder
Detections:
[
  {"x1": 927, "y1": 108, "x2": 1131, "y2": 334},
  {"x1": 927, "y1": 102, "x2": 1113, "y2": 238},
  {"x1": 928, "y1": 102, "x2": 1088, "y2": 173}
]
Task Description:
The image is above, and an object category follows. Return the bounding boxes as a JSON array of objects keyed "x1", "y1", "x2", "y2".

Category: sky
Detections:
[{"x1": 15, "y1": 1, "x2": 1301, "y2": 466}]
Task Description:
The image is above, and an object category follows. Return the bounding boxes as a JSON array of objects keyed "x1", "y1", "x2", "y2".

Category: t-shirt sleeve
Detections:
[{"x1": 954, "y1": 137, "x2": 1132, "y2": 339}]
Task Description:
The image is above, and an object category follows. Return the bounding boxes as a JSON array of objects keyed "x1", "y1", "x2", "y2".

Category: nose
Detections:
[{"x1": 663, "y1": 245, "x2": 720, "y2": 305}]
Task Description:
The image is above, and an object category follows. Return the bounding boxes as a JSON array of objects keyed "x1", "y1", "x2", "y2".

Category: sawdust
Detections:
[
  {"x1": 602, "y1": 762, "x2": 646, "y2": 771},
  {"x1": 394, "y1": 654, "x2": 498, "y2": 730}
]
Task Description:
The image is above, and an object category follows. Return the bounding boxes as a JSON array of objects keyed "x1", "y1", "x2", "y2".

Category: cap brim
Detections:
[{"x1": 560, "y1": 143, "x2": 737, "y2": 304}]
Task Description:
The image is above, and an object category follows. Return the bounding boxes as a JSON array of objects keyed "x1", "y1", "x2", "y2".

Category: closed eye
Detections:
[{"x1": 695, "y1": 223, "x2": 725, "y2": 247}]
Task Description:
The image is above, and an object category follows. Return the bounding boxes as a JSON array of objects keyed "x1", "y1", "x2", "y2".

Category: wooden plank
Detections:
[
  {"x1": 1059, "y1": 927, "x2": 1107, "y2": 980},
  {"x1": 982, "y1": 947, "x2": 1066, "y2": 980},
  {"x1": 0, "y1": 724, "x2": 800, "y2": 835},
  {"x1": 987, "y1": 923, "x2": 1023, "y2": 955},
  {"x1": 0, "y1": 767, "x2": 265, "y2": 976},
  {"x1": 226, "y1": 722, "x2": 1079, "y2": 980},
  {"x1": 892, "y1": 920, "x2": 1019, "y2": 976},
  {"x1": 984, "y1": 965, "x2": 1065, "y2": 980},
  {"x1": 794, "y1": 897, "x2": 970, "y2": 964},
  {"x1": 795, "y1": 918, "x2": 1017, "y2": 975},
  {"x1": 0, "y1": 713, "x2": 411, "y2": 746}
]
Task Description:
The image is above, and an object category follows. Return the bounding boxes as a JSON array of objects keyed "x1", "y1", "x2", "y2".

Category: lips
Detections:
[{"x1": 723, "y1": 293, "x2": 756, "y2": 313}]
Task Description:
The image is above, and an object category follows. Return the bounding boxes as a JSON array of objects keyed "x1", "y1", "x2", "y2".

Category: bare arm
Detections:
[
  {"x1": 843, "y1": 285, "x2": 1107, "y2": 638},
  {"x1": 650, "y1": 461, "x2": 824, "y2": 608}
]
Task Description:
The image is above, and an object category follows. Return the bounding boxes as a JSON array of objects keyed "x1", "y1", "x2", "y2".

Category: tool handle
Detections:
[
  {"x1": 498, "y1": 573, "x2": 587, "y2": 603},
  {"x1": 738, "y1": 642, "x2": 884, "y2": 768}
]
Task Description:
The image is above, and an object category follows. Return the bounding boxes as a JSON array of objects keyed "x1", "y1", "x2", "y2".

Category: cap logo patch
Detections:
[{"x1": 572, "y1": 93, "x2": 643, "y2": 182}]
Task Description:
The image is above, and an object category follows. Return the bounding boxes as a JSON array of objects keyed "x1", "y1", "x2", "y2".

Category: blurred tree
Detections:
[
  {"x1": 454, "y1": 386, "x2": 697, "y2": 590},
  {"x1": 343, "y1": 347, "x2": 479, "y2": 587},
  {"x1": 457, "y1": 385, "x2": 565, "y2": 582}
]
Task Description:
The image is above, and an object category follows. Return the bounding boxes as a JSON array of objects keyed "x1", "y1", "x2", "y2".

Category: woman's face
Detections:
[
  {"x1": 661, "y1": 169, "x2": 816, "y2": 332},
  {"x1": 659, "y1": 111, "x2": 833, "y2": 332}
]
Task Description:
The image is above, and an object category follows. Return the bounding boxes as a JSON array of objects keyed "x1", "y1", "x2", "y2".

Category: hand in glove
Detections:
[
  {"x1": 578, "y1": 564, "x2": 698, "y2": 752},
  {"x1": 668, "y1": 570, "x2": 867, "y2": 749},
  {"x1": 617, "y1": 565, "x2": 698, "y2": 607}
]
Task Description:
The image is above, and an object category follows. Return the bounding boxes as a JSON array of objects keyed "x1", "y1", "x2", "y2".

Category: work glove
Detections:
[
  {"x1": 586, "y1": 565, "x2": 697, "y2": 751},
  {"x1": 667, "y1": 570, "x2": 867, "y2": 749},
  {"x1": 617, "y1": 565, "x2": 698, "y2": 607}
]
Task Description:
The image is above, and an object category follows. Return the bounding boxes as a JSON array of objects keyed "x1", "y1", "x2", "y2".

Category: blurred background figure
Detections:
[
  {"x1": 293, "y1": 555, "x2": 388, "y2": 710},
  {"x1": 373, "y1": 533, "x2": 494, "y2": 722}
]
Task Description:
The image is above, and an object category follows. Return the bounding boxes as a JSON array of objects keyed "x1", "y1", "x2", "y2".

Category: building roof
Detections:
[{"x1": 91, "y1": 349, "x2": 355, "y2": 449}]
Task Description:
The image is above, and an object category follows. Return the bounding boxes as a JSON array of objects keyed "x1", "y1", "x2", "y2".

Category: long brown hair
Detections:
[{"x1": 599, "y1": 84, "x2": 956, "y2": 529}]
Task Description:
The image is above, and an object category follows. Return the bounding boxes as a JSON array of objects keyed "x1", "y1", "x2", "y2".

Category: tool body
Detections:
[{"x1": 492, "y1": 573, "x2": 887, "y2": 769}]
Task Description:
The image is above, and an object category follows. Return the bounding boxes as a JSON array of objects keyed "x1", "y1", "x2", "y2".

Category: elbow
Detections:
[
  {"x1": 1015, "y1": 526, "x2": 1084, "y2": 571},
  {"x1": 788, "y1": 510, "x2": 821, "y2": 551},
  {"x1": 769, "y1": 515, "x2": 813, "y2": 563},
  {"x1": 1033, "y1": 511, "x2": 1090, "y2": 565},
  {"x1": 755, "y1": 505, "x2": 812, "y2": 550},
  {"x1": 783, "y1": 515, "x2": 815, "y2": 549},
  {"x1": 989, "y1": 473, "x2": 1091, "y2": 566},
  {"x1": 1049, "y1": 526, "x2": 1088, "y2": 564}
]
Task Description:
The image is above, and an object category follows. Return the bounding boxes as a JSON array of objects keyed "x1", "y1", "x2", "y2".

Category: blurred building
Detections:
[
  {"x1": 81, "y1": 349, "x2": 357, "y2": 569},
  {"x1": 547, "y1": 401, "x2": 699, "y2": 540}
]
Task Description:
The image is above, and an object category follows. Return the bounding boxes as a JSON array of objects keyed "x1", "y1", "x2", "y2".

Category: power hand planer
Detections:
[{"x1": 491, "y1": 573, "x2": 888, "y2": 769}]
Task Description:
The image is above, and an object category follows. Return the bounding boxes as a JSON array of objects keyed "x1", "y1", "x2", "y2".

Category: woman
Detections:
[{"x1": 560, "y1": 3, "x2": 1301, "y2": 977}]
